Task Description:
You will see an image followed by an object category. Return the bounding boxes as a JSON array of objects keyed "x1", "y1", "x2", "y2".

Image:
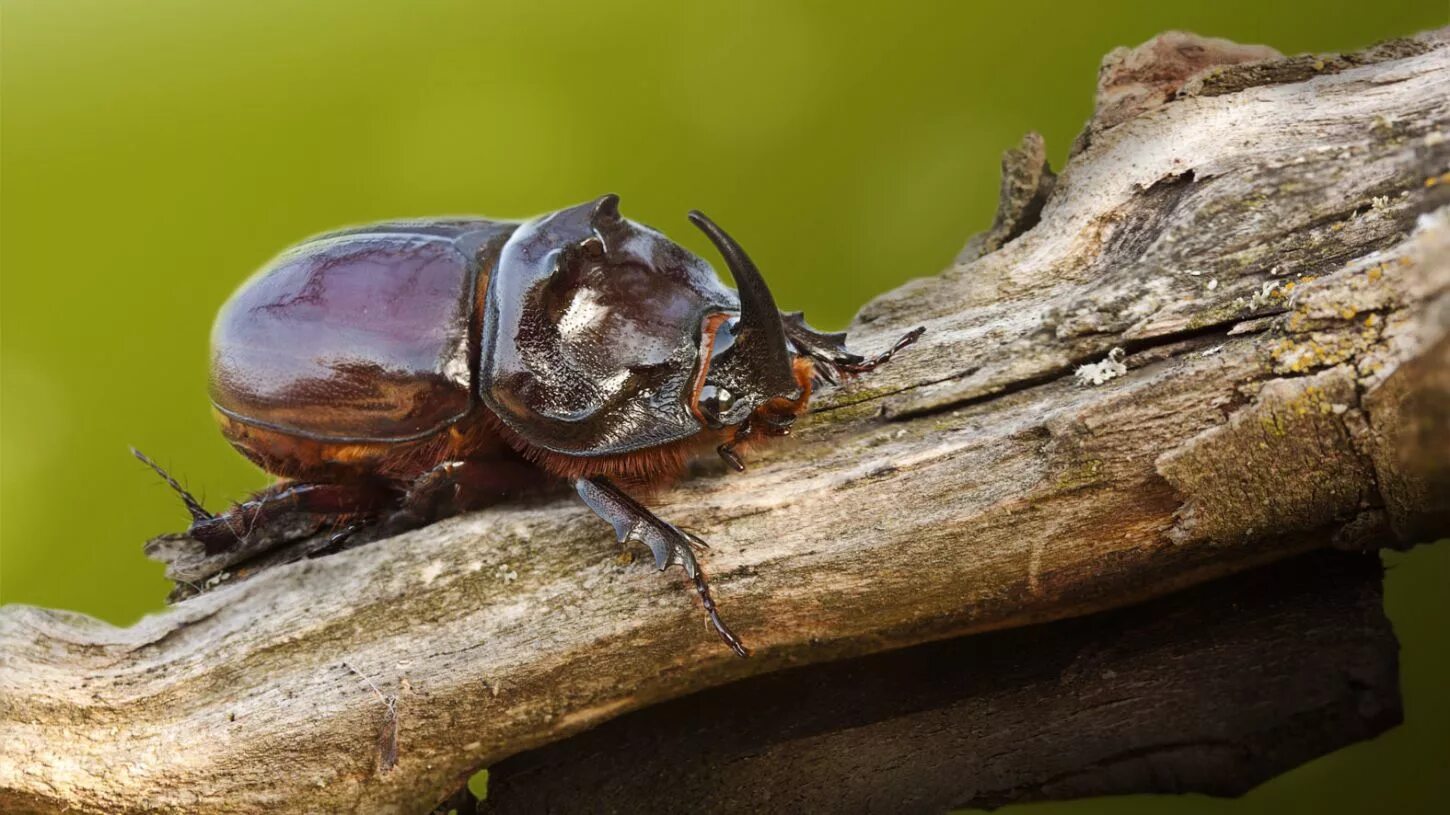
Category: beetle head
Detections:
[{"x1": 685, "y1": 211, "x2": 803, "y2": 439}]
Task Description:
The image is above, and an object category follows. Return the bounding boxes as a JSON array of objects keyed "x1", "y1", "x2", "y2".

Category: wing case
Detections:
[{"x1": 210, "y1": 220, "x2": 515, "y2": 441}]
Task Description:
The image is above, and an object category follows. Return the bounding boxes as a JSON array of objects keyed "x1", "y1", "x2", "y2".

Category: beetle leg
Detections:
[
  {"x1": 385, "y1": 461, "x2": 468, "y2": 532},
  {"x1": 717, "y1": 418, "x2": 753, "y2": 472},
  {"x1": 189, "y1": 480, "x2": 394, "y2": 554},
  {"x1": 575, "y1": 476, "x2": 748, "y2": 657},
  {"x1": 384, "y1": 459, "x2": 550, "y2": 534},
  {"x1": 303, "y1": 520, "x2": 372, "y2": 559},
  {"x1": 780, "y1": 312, "x2": 924, "y2": 382},
  {"x1": 835, "y1": 326, "x2": 926, "y2": 373}
]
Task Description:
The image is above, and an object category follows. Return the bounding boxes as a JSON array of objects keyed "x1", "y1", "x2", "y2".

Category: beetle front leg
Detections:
[
  {"x1": 780, "y1": 311, "x2": 924, "y2": 384},
  {"x1": 575, "y1": 476, "x2": 748, "y2": 657}
]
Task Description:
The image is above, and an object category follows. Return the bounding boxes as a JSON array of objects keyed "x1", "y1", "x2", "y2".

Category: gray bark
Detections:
[
  {"x1": 483, "y1": 550, "x2": 1399, "y2": 813},
  {"x1": 1, "y1": 29, "x2": 1447, "y2": 815}
]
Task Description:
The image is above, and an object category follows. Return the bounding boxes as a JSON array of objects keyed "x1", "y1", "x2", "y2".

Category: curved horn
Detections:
[
  {"x1": 590, "y1": 193, "x2": 621, "y2": 226},
  {"x1": 688, "y1": 210, "x2": 799, "y2": 396}
]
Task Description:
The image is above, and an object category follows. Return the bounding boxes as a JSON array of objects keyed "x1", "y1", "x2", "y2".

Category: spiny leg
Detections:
[
  {"x1": 575, "y1": 476, "x2": 747, "y2": 657},
  {"x1": 780, "y1": 312, "x2": 924, "y2": 384},
  {"x1": 191, "y1": 479, "x2": 395, "y2": 554},
  {"x1": 383, "y1": 458, "x2": 550, "y2": 535},
  {"x1": 835, "y1": 325, "x2": 925, "y2": 373},
  {"x1": 135, "y1": 447, "x2": 392, "y2": 553},
  {"x1": 715, "y1": 413, "x2": 795, "y2": 473}
]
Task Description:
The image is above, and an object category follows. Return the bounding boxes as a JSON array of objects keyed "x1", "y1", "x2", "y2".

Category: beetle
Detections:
[{"x1": 142, "y1": 195, "x2": 921, "y2": 656}]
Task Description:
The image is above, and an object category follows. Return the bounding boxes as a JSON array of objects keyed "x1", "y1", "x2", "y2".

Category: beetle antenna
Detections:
[{"x1": 131, "y1": 447, "x2": 213, "y2": 522}]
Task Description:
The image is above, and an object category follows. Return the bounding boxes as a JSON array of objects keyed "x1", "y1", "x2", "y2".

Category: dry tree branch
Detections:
[
  {"x1": 1, "y1": 29, "x2": 1447, "y2": 815},
  {"x1": 483, "y1": 549, "x2": 1399, "y2": 812}
]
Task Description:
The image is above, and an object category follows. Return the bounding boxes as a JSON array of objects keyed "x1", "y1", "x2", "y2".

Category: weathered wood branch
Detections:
[
  {"x1": 483, "y1": 549, "x2": 1400, "y2": 813},
  {"x1": 2, "y1": 30, "x2": 1448, "y2": 814}
]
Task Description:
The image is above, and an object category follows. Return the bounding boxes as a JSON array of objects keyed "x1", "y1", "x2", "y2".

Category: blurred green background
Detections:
[{"x1": 2, "y1": 0, "x2": 1446, "y2": 811}]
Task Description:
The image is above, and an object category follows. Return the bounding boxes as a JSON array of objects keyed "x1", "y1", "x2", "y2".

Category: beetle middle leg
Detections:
[
  {"x1": 575, "y1": 476, "x2": 747, "y2": 657},
  {"x1": 383, "y1": 458, "x2": 551, "y2": 534}
]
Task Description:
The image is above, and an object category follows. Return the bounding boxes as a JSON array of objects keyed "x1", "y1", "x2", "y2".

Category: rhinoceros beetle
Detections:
[{"x1": 141, "y1": 195, "x2": 921, "y2": 656}]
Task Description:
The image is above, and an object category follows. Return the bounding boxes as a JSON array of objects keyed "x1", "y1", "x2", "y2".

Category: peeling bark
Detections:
[
  {"x1": 1, "y1": 30, "x2": 1447, "y2": 815},
  {"x1": 1155, "y1": 365, "x2": 1377, "y2": 546},
  {"x1": 956, "y1": 131, "x2": 1057, "y2": 262}
]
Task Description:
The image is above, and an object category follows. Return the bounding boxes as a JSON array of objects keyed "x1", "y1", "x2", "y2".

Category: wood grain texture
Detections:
[
  {"x1": 483, "y1": 550, "x2": 1399, "y2": 813},
  {"x1": 1, "y1": 29, "x2": 1448, "y2": 814}
]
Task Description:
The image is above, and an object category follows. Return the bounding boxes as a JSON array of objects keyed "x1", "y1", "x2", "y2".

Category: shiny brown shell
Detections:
[{"x1": 209, "y1": 220, "x2": 515, "y2": 443}]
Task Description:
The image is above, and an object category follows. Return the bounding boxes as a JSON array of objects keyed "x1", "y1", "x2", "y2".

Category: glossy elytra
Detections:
[{"x1": 140, "y1": 195, "x2": 922, "y2": 656}]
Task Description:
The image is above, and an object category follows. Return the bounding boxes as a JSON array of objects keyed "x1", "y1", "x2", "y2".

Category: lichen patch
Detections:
[{"x1": 1075, "y1": 348, "x2": 1128, "y2": 386}]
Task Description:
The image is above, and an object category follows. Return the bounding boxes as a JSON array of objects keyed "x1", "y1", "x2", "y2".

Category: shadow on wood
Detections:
[{"x1": 483, "y1": 550, "x2": 1399, "y2": 814}]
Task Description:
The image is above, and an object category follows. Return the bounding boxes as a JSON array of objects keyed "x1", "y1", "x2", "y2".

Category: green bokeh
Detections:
[{"x1": 2, "y1": 1, "x2": 1445, "y2": 811}]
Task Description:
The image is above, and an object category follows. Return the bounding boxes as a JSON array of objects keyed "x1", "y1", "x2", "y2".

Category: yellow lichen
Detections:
[
  {"x1": 1270, "y1": 332, "x2": 1366, "y2": 375},
  {"x1": 1056, "y1": 458, "x2": 1106, "y2": 491},
  {"x1": 1261, "y1": 412, "x2": 1290, "y2": 437},
  {"x1": 1263, "y1": 385, "x2": 1338, "y2": 427},
  {"x1": 1360, "y1": 317, "x2": 1382, "y2": 345}
]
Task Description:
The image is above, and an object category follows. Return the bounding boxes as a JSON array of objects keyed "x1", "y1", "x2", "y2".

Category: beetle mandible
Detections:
[{"x1": 144, "y1": 195, "x2": 921, "y2": 656}]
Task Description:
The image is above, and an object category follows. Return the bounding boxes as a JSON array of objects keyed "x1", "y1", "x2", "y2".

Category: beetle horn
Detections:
[
  {"x1": 688, "y1": 210, "x2": 800, "y2": 399},
  {"x1": 590, "y1": 193, "x2": 621, "y2": 226}
]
